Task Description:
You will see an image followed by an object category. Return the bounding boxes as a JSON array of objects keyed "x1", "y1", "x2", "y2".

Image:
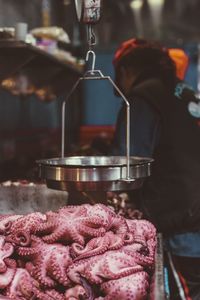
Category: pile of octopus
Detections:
[{"x1": 0, "y1": 203, "x2": 156, "y2": 300}]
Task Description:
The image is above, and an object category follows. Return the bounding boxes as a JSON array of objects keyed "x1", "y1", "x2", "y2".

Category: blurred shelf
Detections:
[{"x1": 0, "y1": 39, "x2": 83, "y2": 100}]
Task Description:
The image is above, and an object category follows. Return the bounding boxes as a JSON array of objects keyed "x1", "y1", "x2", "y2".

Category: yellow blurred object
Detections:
[
  {"x1": 35, "y1": 87, "x2": 56, "y2": 102},
  {"x1": 1, "y1": 75, "x2": 35, "y2": 96},
  {"x1": 168, "y1": 48, "x2": 189, "y2": 80},
  {"x1": 1, "y1": 76, "x2": 56, "y2": 101}
]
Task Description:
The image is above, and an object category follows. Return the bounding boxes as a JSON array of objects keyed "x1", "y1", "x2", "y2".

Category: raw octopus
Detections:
[{"x1": 0, "y1": 203, "x2": 156, "y2": 300}]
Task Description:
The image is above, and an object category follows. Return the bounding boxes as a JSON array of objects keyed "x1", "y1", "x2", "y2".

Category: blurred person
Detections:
[{"x1": 112, "y1": 38, "x2": 200, "y2": 299}]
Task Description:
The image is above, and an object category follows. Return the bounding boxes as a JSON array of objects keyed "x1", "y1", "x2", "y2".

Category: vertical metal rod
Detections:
[
  {"x1": 108, "y1": 77, "x2": 130, "y2": 179},
  {"x1": 197, "y1": 43, "x2": 200, "y2": 98},
  {"x1": 61, "y1": 79, "x2": 82, "y2": 157},
  {"x1": 61, "y1": 101, "x2": 66, "y2": 158},
  {"x1": 126, "y1": 104, "x2": 130, "y2": 179}
]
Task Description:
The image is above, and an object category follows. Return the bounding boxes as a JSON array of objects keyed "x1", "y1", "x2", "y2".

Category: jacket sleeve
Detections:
[{"x1": 112, "y1": 97, "x2": 161, "y2": 157}]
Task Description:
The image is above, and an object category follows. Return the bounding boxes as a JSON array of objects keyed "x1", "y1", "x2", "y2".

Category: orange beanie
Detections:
[
  {"x1": 113, "y1": 38, "x2": 139, "y2": 67},
  {"x1": 168, "y1": 48, "x2": 189, "y2": 80},
  {"x1": 113, "y1": 39, "x2": 189, "y2": 80}
]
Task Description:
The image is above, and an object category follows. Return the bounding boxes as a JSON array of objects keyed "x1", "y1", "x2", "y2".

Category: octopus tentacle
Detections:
[
  {"x1": 66, "y1": 228, "x2": 85, "y2": 245},
  {"x1": 134, "y1": 253, "x2": 154, "y2": 268},
  {"x1": 0, "y1": 236, "x2": 14, "y2": 276},
  {"x1": 107, "y1": 231, "x2": 124, "y2": 250},
  {"x1": 131, "y1": 235, "x2": 147, "y2": 247},
  {"x1": 83, "y1": 216, "x2": 109, "y2": 228},
  {"x1": 73, "y1": 233, "x2": 111, "y2": 261},
  {"x1": 109, "y1": 216, "x2": 128, "y2": 235},
  {"x1": 15, "y1": 231, "x2": 31, "y2": 247},
  {"x1": 18, "y1": 237, "x2": 73, "y2": 289},
  {"x1": 45, "y1": 289, "x2": 65, "y2": 300},
  {"x1": 48, "y1": 251, "x2": 72, "y2": 286},
  {"x1": 34, "y1": 260, "x2": 56, "y2": 288},
  {"x1": 0, "y1": 236, "x2": 14, "y2": 259},
  {"x1": 126, "y1": 219, "x2": 156, "y2": 257},
  {"x1": 25, "y1": 262, "x2": 35, "y2": 277},
  {"x1": 42, "y1": 229, "x2": 65, "y2": 244},
  {"x1": 4, "y1": 258, "x2": 17, "y2": 268},
  {"x1": 4, "y1": 221, "x2": 13, "y2": 235},
  {"x1": 71, "y1": 243, "x2": 84, "y2": 257},
  {"x1": 33, "y1": 289, "x2": 56, "y2": 300},
  {"x1": 103, "y1": 258, "x2": 143, "y2": 280},
  {"x1": 123, "y1": 232, "x2": 135, "y2": 245},
  {"x1": 0, "y1": 268, "x2": 16, "y2": 289},
  {"x1": 67, "y1": 261, "x2": 88, "y2": 284},
  {"x1": 17, "y1": 246, "x2": 40, "y2": 257},
  {"x1": 0, "y1": 215, "x2": 22, "y2": 235},
  {"x1": 36, "y1": 221, "x2": 57, "y2": 235},
  {"x1": 100, "y1": 271, "x2": 149, "y2": 300},
  {"x1": 79, "y1": 225, "x2": 106, "y2": 238},
  {"x1": 48, "y1": 260, "x2": 70, "y2": 286},
  {"x1": 0, "y1": 258, "x2": 16, "y2": 289},
  {"x1": 6, "y1": 268, "x2": 37, "y2": 300},
  {"x1": 42, "y1": 226, "x2": 85, "y2": 245},
  {"x1": 5, "y1": 213, "x2": 46, "y2": 246},
  {"x1": 45, "y1": 210, "x2": 57, "y2": 218}
]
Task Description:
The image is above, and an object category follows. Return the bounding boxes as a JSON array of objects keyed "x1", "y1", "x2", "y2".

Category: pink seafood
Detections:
[{"x1": 0, "y1": 204, "x2": 156, "y2": 299}]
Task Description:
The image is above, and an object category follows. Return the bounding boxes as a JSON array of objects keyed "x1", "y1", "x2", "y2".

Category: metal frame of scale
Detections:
[{"x1": 37, "y1": 0, "x2": 153, "y2": 192}]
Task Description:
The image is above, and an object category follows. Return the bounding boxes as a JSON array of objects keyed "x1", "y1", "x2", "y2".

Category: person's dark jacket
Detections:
[{"x1": 113, "y1": 78, "x2": 200, "y2": 235}]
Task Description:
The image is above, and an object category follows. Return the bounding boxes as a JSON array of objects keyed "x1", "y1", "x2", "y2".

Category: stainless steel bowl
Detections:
[{"x1": 37, "y1": 156, "x2": 153, "y2": 192}]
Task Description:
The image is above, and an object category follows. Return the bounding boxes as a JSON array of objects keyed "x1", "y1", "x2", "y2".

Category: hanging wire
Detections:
[{"x1": 87, "y1": 24, "x2": 96, "y2": 48}]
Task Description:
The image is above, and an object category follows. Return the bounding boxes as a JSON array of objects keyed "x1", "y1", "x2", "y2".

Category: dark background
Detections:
[{"x1": 1, "y1": 0, "x2": 200, "y2": 45}]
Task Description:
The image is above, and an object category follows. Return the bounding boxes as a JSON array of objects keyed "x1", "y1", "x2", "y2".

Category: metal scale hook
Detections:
[{"x1": 86, "y1": 50, "x2": 96, "y2": 73}]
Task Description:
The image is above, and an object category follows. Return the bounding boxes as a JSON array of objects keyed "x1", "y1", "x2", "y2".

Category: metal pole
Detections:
[
  {"x1": 61, "y1": 78, "x2": 82, "y2": 157},
  {"x1": 108, "y1": 77, "x2": 130, "y2": 179}
]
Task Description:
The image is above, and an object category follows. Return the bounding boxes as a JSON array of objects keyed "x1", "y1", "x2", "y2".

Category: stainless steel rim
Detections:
[
  {"x1": 37, "y1": 156, "x2": 153, "y2": 167},
  {"x1": 37, "y1": 156, "x2": 153, "y2": 191},
  {"x1": 44, "y1": 178, "x2": 145, "y2": 192}
]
